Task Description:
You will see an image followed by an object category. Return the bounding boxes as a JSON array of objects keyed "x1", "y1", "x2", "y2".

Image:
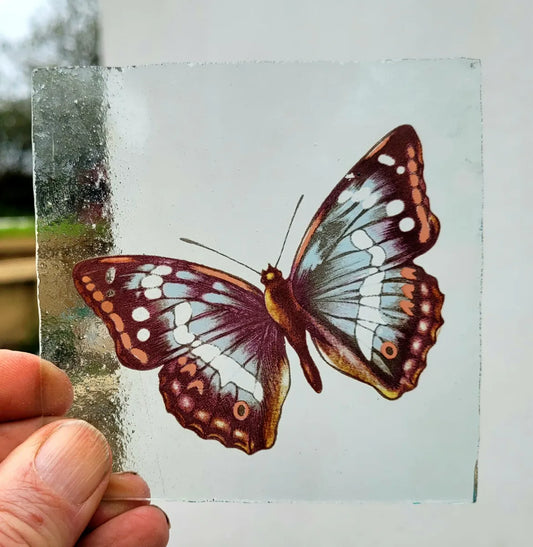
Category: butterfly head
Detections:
[{"x1": 260, "y1": 264, "x2": 283, "y2": 287}]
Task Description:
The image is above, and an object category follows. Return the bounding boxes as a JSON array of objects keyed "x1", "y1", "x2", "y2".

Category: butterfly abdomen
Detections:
[{"x1": 261, "y1": 265, "x2": 322, "y2": 393}]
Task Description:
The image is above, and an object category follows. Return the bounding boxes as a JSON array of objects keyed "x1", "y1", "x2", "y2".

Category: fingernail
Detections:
[
  {"x1": 34, "y1": 420, "x2": 111, "y2": 505},
  {"x1": 157, "y1": 506, "x2": 171, "y2": 529},
  {"x1": 104, "y1": 471, "x2": 150, "y2": 500},
  {"x1": 39, "y1": 359, "x2": 73, "y2": 412}
]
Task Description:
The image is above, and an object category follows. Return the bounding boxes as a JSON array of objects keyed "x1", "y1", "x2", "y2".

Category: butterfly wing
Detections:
[
  {"x1": 73, "y1": 256, "x2": 290, "y2": 454},
  {"x1": 291, "y1": 125, "x2": 444, "y2": 399}
]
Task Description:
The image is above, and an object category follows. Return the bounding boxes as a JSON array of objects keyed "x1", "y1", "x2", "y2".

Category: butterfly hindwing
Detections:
[
  {"x1": 73, "y1": 256, "x2": 290, "y2": 454},
  {"x1": 302, "y1": 264, "x2": 443, "y2": 399},
  {"x1": 291, "y1": 125, "x2": 444, "y2": 398}
]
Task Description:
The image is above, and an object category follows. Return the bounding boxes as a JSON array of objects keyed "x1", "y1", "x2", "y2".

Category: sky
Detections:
[
  {"x1": 0, "y1": 0, "x2": 48, "y2": 41},
  {"x1": 0, "y1": 0, "x2": 54, "y2": 100}
]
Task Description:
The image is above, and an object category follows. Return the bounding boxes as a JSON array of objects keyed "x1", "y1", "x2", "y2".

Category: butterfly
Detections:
[{"x1": 73, "y1": 125, "x2": 444, "y2": 455}]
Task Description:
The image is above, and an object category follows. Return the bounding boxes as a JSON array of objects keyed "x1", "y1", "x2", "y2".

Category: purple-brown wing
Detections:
[
  {"x1": 73, "y1": 256, "x2": 290, "y2": 454},
  {"x1": 290, "y1": 125, "x2": 444, "y2": 399}
]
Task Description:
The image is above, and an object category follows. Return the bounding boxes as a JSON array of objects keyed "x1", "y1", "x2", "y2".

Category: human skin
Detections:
[{"x1": 0, "y1": 349, "x2": 169, "y2": 546}]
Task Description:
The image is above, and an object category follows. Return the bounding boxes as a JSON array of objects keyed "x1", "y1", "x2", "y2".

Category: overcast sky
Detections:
[{"x1": 0, "y1": 0, "x2": 48, "y2": 41}]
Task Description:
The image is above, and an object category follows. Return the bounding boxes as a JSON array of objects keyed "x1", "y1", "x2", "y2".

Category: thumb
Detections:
[{"x1": 0, "y1": 419, "x2": 112, "y2": 546}]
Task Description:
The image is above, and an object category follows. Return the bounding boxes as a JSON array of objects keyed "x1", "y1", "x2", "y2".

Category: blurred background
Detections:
[{"x1": 0, "y1": 0, "x2": 99, "y2": 352}]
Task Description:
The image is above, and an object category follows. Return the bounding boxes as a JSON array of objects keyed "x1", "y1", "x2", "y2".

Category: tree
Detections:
[{"x1": 0, "y1": 0, "x2": 99, "y2": 216}]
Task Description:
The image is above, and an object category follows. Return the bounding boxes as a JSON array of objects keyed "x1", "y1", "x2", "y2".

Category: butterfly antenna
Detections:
[
  {"x1": 180, "y1": 238, "x2": 262, "y2": 276},
  {"x1": 274, "y1": 194, "x2": 304, "y2": 268}
]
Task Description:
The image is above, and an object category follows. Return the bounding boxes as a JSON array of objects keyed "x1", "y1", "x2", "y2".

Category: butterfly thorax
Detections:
[
  {"x1": 261, "y1": 264, "x2": 323, "y2": 393},
  {"x1": 261, "y1": 265, "x2": 299, "y2": 332}
]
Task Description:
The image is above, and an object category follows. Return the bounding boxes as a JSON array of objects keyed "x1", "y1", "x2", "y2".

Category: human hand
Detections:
[{"x1": 0, "y1": 349, "x2": 170, "y2": 546}]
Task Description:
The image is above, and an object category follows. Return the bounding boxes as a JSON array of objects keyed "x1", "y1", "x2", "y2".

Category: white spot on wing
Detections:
[
  {"x1": 192, "y1": 343, "x2": 221, "y2": 363},
  {"x1": 378, "y1": 153, "x2": 395, "y2": 166},
  {"x1": 152, "y1": 265, "x2": 172, "y2": 276},
  {"x1": 253, "y1": 383, "x2": 264, "y2": 401},
  {"x1": 386, "y1": 199, "x2": 405, "y2": 216},
  {"x1": 358, "y1": 306, "x2": 385, "y2": 324},
  {"x1": 142, "y1": 275, "x2": 163, "y2": 288},
  {"x1": 361, "y1": 193, "x2": 378, "y2": 210},
  {"x1": 210, "y1": 354, "x2": 263, "y2": 402},
  {"x1": 174, "y1": 302, "x2": 193, "y2": 326},
  {"x1": 339, "y1": 186, "x2": 372, "y2": 205},
  {"x1": 356, "y1": 323, "x2": 374, "y2": 360},
  {"x1": 369, "y1": 246, "x2": 386, "y2": 266},
  {"x1": 173, "y1": 325, "x2": 195, "y2": 344},
  {"x1": 399, "y1": 217, "x2": 415, "y2": 232},
  {"x1": 356, "y1": 267, "x2": 387, "y2": 362},
  {"x1": 351, "y1": 230, "x2": 373, "y2": 249},
  {"x1": 144, "y1": 288, "x2": 162, "y2": 300},
  {"x1": 137, "y1": 328, "x2": 150, "y2": 342},
  {"x1": 360, "y1": 271, "x2": 385, "y2": 296},
  {"x1": 358, "y1": 319, "x2": 379, "y2": 330},
  {"x1": 132, "y1": 307, "x2": 150, "y2": 321},
  {"x1": 360, "y1": 296, "x2": 380, "y2": 309},
  {"x1": 352, "y1": 187, "x2": 371, "y2": 202},
  {"x1": 345, "y1": 172, "x2": 355, "y2": 180},
  {"x1": 396, "y1": 166, "x2": 406, "y2": 174}
]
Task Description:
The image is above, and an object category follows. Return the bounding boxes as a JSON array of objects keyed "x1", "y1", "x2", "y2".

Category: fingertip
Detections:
[
  {"x1": 78, "y1": 505, "x2": 170, "y2": 547},
  {"x1": 0, "y1": 419, "x2": 113, "y2": 546},
  {"x1": 154, "y1": 505, "x2": 171, "y2": 530},
  {"x1": 40, "y1": 358, "x2": 74, "y2": 414},
  {"x1": 33, "y1": 419, "x2": 112, "y2": 505},
  {"x1": 0, "y1": 350, "x2": 73, "y2": 419},
  {"x1": 87, "y1": 471, "x2": 153, "y2": 530},
  {"x1": 105, "y1": 471, "x2": 151, "y2": 500},
  {"x1": 125, "y1": 505, "x2": 172, "y2": 542}
]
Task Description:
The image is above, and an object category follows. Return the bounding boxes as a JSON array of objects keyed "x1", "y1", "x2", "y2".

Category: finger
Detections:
[
  {"x1": 87, "y1": 472, "x2": 151, "y2": 530},
  {"x1": 0, "y1": 350, "x2": 73, "y2": 420},
  {"x1": 78, "y1": 505, "x2": 170, "y2": 547},
  {"x1": 0, "y1": 416, "x2": 63, "y2": 461},
  {"x1": 0, "y1": 419, "x2": 112, "y2": 546}
]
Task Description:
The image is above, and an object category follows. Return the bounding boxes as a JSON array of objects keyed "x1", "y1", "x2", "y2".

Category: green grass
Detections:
[
  {"x1": 0, "y1": 216, "x2": 35, "y2": 239},
  {"x1": 38, "y1": 218, "x2": 110, "y2": 239}
]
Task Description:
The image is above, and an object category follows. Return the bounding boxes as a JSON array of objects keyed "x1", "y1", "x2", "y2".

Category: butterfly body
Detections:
[
  {"x1": 261, "y1": 264, "x2": 323, "y2": 393},
  {"x1": 73, "y1": 125, "x2": 444, "y2": 454}
]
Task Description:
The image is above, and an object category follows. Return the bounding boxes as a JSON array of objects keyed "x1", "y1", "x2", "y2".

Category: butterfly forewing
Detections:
[
  {"x1": 291, "y1": 125, "x2": 444, "y2": 398},
  {"x1": 73, "y1": 256, "x2": 290, "y2": 454}
]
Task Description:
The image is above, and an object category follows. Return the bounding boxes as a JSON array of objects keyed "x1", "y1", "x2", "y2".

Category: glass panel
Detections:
[{"x1": 33, "y1": 60, "x2": 482, "y2": 501}]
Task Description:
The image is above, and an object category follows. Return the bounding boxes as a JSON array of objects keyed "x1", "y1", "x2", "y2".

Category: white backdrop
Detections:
[{"x1": 99, "y1": 1, "x2": 531, "y2": 545}]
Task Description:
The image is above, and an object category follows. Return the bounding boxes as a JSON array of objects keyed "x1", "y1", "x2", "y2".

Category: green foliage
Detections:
[
  {"x1": 0, "y1": 100, "x2": 31, "y2": 172},
  {"x1": 0, "y1": 217, "x2": 34, "y2": 239},
  {"x1": 38, "y1": 217, "x2": 110, "y2": 239}
]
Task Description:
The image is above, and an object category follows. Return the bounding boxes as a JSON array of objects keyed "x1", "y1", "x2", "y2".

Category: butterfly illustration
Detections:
[{"x1": 73, "y1": 125, "x2": 444, "y2": 455}]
